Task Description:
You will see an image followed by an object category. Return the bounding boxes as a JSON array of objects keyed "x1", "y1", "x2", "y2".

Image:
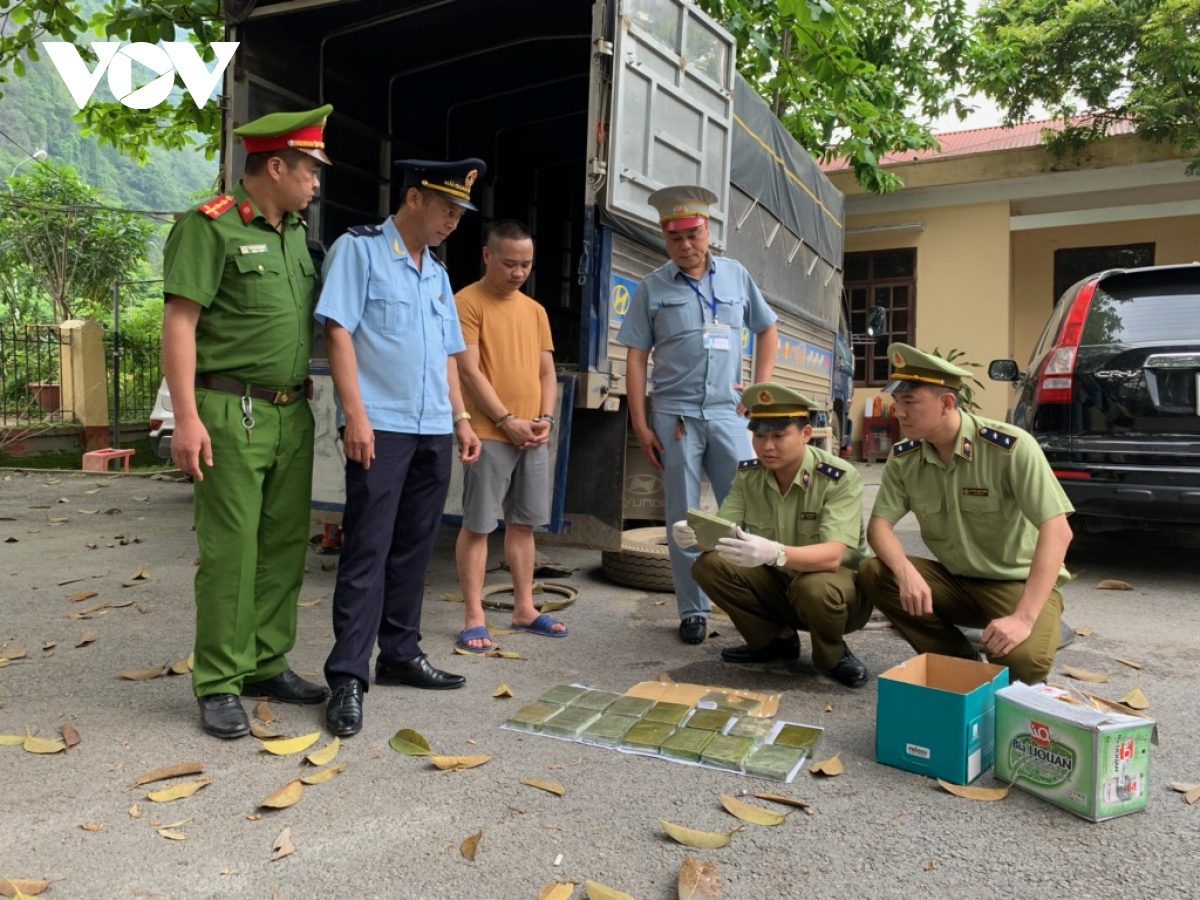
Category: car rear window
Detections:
[{"x1": 1082, "y1": 272, "x2": 1200, "y2": 345}]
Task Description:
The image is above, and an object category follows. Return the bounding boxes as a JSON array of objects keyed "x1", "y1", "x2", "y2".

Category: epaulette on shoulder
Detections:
[
  {"x1": 892, "y1": 438, "x2": 922, "y2": 456},
  {"x1": 346, "y1": 224, "x2": 382, "y2": 237},
  {"x1": 979, "y1": 426, "x2": 1018, "y2": 451},
  {"x1": 738, "y1": 458, "x2": 763, "y2": 470},
  {"x1": 815, "y1": 461, "x2": 845, "y2": 481},
  {"x1": 197, "y1": 194, "x2": 235, "y2": 219}
]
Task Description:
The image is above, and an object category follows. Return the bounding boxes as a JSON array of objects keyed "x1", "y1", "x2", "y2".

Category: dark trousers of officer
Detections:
[
  {"x1": 857, "y1": 556, "x2": 1063, "y2": 684},
  {"x1": 324, "y1": 432, "x2": 453, "y2": 689},
  {"x1": 693, "y1": 552, "x2": 871, "y2": 670}
]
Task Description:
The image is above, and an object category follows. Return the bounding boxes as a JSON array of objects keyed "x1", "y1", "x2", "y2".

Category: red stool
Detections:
[{"x1": 82, "y1": 448, "x2": 135, "y2": 473}]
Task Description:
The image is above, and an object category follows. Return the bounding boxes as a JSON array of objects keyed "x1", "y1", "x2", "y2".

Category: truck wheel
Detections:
[{"x1": 600, "y1": 527, "x2": 676, "y2": 592}]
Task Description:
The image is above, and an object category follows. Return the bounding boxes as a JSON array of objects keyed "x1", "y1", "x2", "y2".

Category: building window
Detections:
[
  {"x1": 844, "y1": 249, "x2": 916, "y2": 385},
  {"x1": 1053, "y1": 244, "x2": 1154, "y2": 303}
]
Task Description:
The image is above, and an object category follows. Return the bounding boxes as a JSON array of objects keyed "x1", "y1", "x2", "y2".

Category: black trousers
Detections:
[{"x1": 324, "y1": 432, "x2": 453, "y2": 689}]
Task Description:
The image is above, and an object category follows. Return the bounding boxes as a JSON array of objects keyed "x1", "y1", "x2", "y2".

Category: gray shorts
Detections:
[{"x1": 461, "y1": 440, "x2": 550, "y2": 533}]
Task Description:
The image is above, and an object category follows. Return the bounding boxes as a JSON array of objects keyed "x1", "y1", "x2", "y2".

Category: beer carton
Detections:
[
  {"x1": 876, "y1": 654, "x2": 1009, "y2": 785},
  {"x1": 995, "y1": 683, "x2": 1155, "y2": 822}
]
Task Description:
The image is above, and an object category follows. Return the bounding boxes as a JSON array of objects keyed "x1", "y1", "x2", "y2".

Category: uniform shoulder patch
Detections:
[
  {"x1": 346, "y1": 224, "x2": 382, "y2": 237},
  {"x1": 197, "y1": 194, "x2": 235, "y2": 219},
  {"x1": 892, "y1": 438, "x2": 922, "y2": 456},
  {"x1": 737, "y1": 458, "x2": 763, "y2": 470},
  {"x1": 979, "y1": 426, "x2": 1018, "y2": 451},
  {"x1": 815, "y1": 462, "x2": 845, "y2": 481}
]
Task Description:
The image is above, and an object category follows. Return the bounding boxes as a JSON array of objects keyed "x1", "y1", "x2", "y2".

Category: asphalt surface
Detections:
[{"x1": 1, "y1": 464, "x2": 1199, "y2": 899}]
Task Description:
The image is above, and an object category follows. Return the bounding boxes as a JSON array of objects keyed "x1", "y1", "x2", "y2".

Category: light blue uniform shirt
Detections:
[
  {"x1": 616, "y1": 255, "x2": 776, "y2": 418},
  {"x1": 315, "y1": 216, "x2": 465, "y2": 434}
]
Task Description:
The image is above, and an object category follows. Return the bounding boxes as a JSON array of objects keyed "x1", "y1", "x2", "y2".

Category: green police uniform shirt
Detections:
[
  {"x1": 163, "y1": 182, "x2": 316, "y2": 389},
  {"x1": 718, "y1": 443, "x2": 870, "y2": 570},
  {"x1": 872, "y1": 412, "x2": 1074, "y2": 588}
]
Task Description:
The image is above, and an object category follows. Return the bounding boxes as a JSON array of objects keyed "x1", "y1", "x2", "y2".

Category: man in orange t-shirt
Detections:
[{"x1": 453, "y1": 220, "x2": 564, "y2": 651}]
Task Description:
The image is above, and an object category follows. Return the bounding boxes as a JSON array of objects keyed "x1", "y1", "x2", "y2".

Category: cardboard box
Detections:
[
  {"x1": 995, "y1": 683, "x2": 1155, "y2": 821},
  {"x1": 876, "y1": 654, "x2": 1009, "y2": 784}
]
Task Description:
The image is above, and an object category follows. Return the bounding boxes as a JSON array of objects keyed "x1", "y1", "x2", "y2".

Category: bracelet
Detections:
[
  {"x1": 495, "y1": 413, "x2": 517, "y2": 429},
  {"x1": 537, "y1": 414, "x2": 555, "y2": 424},
  {"x1": 452, "y1": 411, "x2": 471, "y2": 424}
]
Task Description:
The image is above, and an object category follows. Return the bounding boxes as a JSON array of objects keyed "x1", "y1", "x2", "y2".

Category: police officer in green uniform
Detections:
[
  {"x1": 162, "y1": 105, "x2": 334, "y2": 739},
  {"x1": 675, "y1": 384, "x2": 874, "y2": 688},
  {"x1": 858, "y1": 344, "x2": 1074, "y2": 684}
]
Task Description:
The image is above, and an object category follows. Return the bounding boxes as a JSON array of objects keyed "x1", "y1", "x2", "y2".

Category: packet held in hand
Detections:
[{"x1": 687, "y1": 509, "x2": 737, "y2": 550}]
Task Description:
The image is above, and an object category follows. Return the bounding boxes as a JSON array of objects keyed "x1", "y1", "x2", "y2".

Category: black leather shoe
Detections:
[
  {"x1": 197, "y1": 693, "x2": 250, "y2": 739},
  {"x1": 679, "y1": 616, "x2": 708, "y2": 645},
  {"x1": 821, "y1": 648, "x2": 869, "y2": 688},
  {"x1": 242, "y1": 669, "x2": 330, "y2": 705},
  {"x1": 721, "y1": 634, "x2": 800, "y2": 664},
  {"x1": 325, "y1": 679, "x2": 364, "y2": 737},
  {"x1": 376, "y1": 654, "x2": 465, "y2": 690}
]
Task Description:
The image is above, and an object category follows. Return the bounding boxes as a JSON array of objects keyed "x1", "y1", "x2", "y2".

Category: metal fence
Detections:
[
  {"x1": 0, "y1": 322, "x2": 68, "y2": 424},
  {"x1": 104, "y1": 327, "x2": 162, "y2": 423}
]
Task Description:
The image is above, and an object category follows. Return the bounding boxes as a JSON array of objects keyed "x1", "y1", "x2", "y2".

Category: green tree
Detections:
[
  {"x1": 971, "y1": 0, "x2": 1200, "y2": 171},
  {"x1": 0, "y1": 162, "x2": 155, "y2": 320},
  {"x1": 697, "y1": 0, "x2": 976, "y2": 192}
]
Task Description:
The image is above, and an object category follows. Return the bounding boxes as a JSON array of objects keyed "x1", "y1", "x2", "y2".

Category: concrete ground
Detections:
[{"x1": 1, "y1": 464, "x2": 1198, "y2": 899}]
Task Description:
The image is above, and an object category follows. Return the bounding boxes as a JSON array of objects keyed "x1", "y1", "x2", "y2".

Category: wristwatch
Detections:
[
  {"x1": 773, "y1": 543, "x2": 788, "y2": 568},
  {"x1": 452, "y1": 411, "x2": 472, "y2": 424}
]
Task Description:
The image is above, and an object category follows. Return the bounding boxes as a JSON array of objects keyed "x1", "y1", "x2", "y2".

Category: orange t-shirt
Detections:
[{"x1": 455, "y1": 281, "x2": 555, "y2": 442}]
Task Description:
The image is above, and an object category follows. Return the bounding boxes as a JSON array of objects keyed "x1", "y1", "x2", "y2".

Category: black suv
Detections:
[{"x1": 989, "y1": 263, "x2": 1200, "y2": 533}]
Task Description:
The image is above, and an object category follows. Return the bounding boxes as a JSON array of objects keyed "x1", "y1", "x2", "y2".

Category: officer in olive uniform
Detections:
[
  {"x1": 674, "y1": 384, "x2": 874, "y2": 688},
  {"x1": 858, "y1": 344, "x2": 1074, "y2": 684},
  {"x1": 162, "y1": 105, "x2": 334, "y2": 739}
]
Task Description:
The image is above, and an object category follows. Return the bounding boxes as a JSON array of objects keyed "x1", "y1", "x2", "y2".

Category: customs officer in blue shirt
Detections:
[
  {"x1": 317, "y1": 159, "x2": 484, "y2": 737},
  {"x1": 616, "y1": 185, "x2": 779, "y2": 645}
]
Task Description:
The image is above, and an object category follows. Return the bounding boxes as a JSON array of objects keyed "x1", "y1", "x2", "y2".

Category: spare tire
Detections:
[{"x1": 601, "y1": 527, "x2": 676, "y2": 592}]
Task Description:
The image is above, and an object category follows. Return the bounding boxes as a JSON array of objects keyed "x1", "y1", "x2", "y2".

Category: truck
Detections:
[{"x1": 220, "y1": 0, "x2": 848, "y2": 561}]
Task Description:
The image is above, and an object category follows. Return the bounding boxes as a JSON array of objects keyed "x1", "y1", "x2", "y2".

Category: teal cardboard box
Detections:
[{"x1": 876, "y1": 653, "x2": 1009, "y2": 785}]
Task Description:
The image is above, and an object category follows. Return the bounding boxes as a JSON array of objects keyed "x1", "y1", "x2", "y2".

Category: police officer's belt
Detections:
[{"x1": 195, "y1": 375, "x2": 305, "y2": 405}]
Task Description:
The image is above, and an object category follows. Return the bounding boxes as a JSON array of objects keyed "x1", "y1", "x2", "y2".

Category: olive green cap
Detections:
[
  {"x1": 234, "y1": 104, "x2": 333, "y2": 165},
  {"x1": 881, "y1": 343, "x2": 971, "y2": 393},
  {"x1": 743, "y1": 382, "x2": 817, "y2": 433}
]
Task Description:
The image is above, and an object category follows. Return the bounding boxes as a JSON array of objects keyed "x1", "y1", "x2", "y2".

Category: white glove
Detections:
[
  {"x1": 716, "y1": 528, "x2": 782, "y2": 568},
  {"x1": 672, "y1": 519, "x2": 698, "y2": 550}
]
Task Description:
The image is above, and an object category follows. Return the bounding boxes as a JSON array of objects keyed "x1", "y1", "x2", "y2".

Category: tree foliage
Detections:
[
  {"x1": 697, "y1": 0, "x2": 975, "y2": 192},
  {"x1": 971, "y1": 0, "x2": 1200, "y2": 171}
]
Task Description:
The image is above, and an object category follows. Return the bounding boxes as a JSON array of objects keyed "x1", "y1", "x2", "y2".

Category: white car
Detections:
[{"x1": 148, "y1": 378, "x2": 173, "y2": 460}]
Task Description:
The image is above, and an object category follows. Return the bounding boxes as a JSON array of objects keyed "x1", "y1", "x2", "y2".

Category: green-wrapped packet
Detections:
[
  {"x1": 569, "y1": 690, "x2": 623, "y2": 712},
  {"x1": 660, "y1": 727, "x2": 716, "y2": 762},
  {"x1": 580, "y1": 714, "x2": 640, "y2": 747},
  {"x1": 620, "y1": 719, "x2": 676, "y2": 753},
  {"x1": 537, "y1": 684, "x2": 590, "y2": 706},
  {"x1": 505, "y1": 701, "x2": 564, "y2": 732},
  {"x1": 643, "y1": 701, "x2": 691, "y2": 726},
  {"x1": 606, "y1": 695, "x2": 656, "y2": 718},
  {"x1": 728, "y1": 717, "x2": 776, "y2": 740},
  {"x1": 686, "y1": 708, "x2": 735, "y2": 732},
  {"x1": 542, "y1": 705, "x2": 602, "y2": 738},
  {"x1": 745, "y1": 743, "x2": 807, "y2": 781},
  {"x1": 700, "y1": 733, "x2": 756, "y2": 771},
  {"x1": 773, "y1": 723, "x2": 823, "y2": 753}
]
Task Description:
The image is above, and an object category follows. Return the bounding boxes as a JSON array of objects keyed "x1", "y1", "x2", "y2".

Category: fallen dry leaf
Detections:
[
  {"x1": 136, "y1": 762, "x2": 204, "y2": 786},
  {"x1": 22, "y1": 734, "x2": 66, "y2": 754},
  {"x1": 75, "y1": 630, "x2": 98, "y2": 648},
  {"x1": 0, "y1": 735, "x2": 23, "y2": 746},
  {"x1": 168, "y1": 655, "x2": 193, "y2": 675},
  {"x1": 260, "y1": 780, "x2": 304, "y2": 810},
  {"x1": 297, "y1": 597, "x2": 322, "y2": 608},
  {"x1": 937, "y1": 779, "x2": 1010, "y2": 801},
  {"x1": 660, "y1": 820, "x2": 732, "y2": 849},
  {"x1": 128, "y1": 804, "x2": 141, "y2": 818},
  {"x1": 60, "y1": 724, "x2": 80, "y2": 749},
  {"x1": 1186, "y1": 786, "x2": 1200, "y2": 805},
  {"x1": 0, "y1": 647, "x2": 27, "y2": 661},
  {"x1": 493, "y1": 683, "x2": 513, "y2": 699},
  {"x1": 718, "y1": 792, "x2": 786, "y2": 826},
  {"x1": 306, "y1": 737, "x2": 340, "y2": 766},
  {"x1": 79, "y1": 823, "x2": 104, "y2": 832},
  {"x1": 750, "y1": 792, "x2": 810, "y2": 810},
  {"x1": 300, "y1": 763, "x2": 347, "y2": 785},
  {"x1": 521, "y1": 778, "x2": 566, "y2": 797},
  {"x1": 923, "y1": 860, "x2": 936, "y2": 872},
  {"x1": 1096, "y1": 579, "x2": 1133, "y2": 591},
  {"x1": 539, "y1": 880, "x2": 575, "y2": 900},
  {"x1": 128, "y1": 565, "x2": 150, "y2": 581},
  {"x1": 1059, "y1": 665, "x2": 1109, "y2": 683},
  {"x1": 431, "y1": 754, "x2": 492, "y2": 771},
  {"x1": 146, "y1": 777, "x2": 212, "y2": 802},
  {"x1": 251, "y1": 723, "x2": 283, "y2": 740},
  {"x1": 678, "y1": 855, "x2": 721, "y2": 900},
  {"x1": 1168, "y1": 782, "x2": 1200, "y2": 793},
  {"x1": 119, "y1": 666, "x2": 165, "y2": 681},
  {"x1": 539, "y1": 599, "x2": 571, "y2": 613},
  {"x1": 70, "y1": 590, "x2": 99, "y2": 602},
  {"x1": 584, "y1": 882, "x2": 638, "y2": 900},
  {"x1": 460, "y1": 828, "x2": 483, "y2": 861},
  {"x1": 0, "y1": 878, "x2": 51, "y2": 896},
  {"x1": 810, "y1": 754, "x2": 844, "y2": 776},
  {"x1": 1074, "y1": 626, "x2": 1093, "y2": 636},
  {"x1": 157, "y1": 828, "x2": 187, "y2": 841},
  {"x1": 389, "y1": 728, "x2": 432, "y2": 756},
  {"x1": 1119, "y1": 685, "x2": 1150, "y2": 710},
  {"x1": 824, "y1": 703, "x2": 834, "y2": 713},
  {"x1": 484, "y1": 649, "x2": 521, "y2": 659},
  {"x1": 1114, "y1": 658, "x2": 1142, "y2": 670},
  {"x1": 260, "y1": 731, "x2": 321, "y2": 756},
  {"x1": 271, "y1": 826, "x2": 295, "y2": 861}
]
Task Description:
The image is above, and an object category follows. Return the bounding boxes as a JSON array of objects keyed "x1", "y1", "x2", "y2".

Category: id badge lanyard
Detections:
[{"x1": 684, "y1": 270, "x2": 731, "y2": 351}]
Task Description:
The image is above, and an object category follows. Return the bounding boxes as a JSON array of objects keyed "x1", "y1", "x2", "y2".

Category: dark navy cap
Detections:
[{"x1": 395, "y1": 158, "x2": 486, "y2": 211}]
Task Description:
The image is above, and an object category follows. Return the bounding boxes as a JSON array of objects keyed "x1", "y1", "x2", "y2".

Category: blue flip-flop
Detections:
[
  {"x1": 455, "y1": 625, "x2": 494, "y2": 654},
  {"x1": 511, "y1": 613, "x2": 568, "y2": 638}
]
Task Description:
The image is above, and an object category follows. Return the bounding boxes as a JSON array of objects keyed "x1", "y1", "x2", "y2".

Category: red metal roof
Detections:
[{"x1": 821, "y1": 117, "x2": 1136, "y2": 171}]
